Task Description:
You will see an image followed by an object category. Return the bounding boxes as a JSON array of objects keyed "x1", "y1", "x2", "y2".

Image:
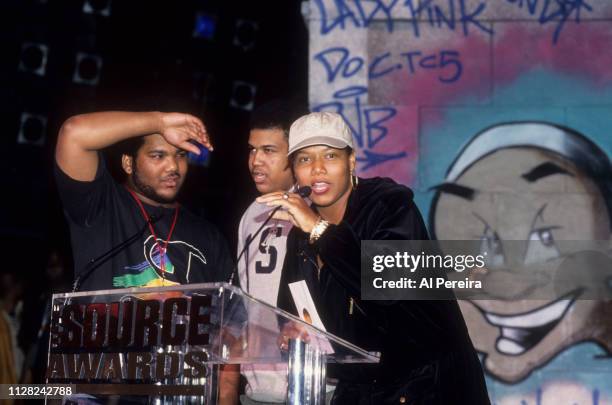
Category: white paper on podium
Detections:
[{"x1": 288, "y1": 280, "x2": 334, "y2": 353}]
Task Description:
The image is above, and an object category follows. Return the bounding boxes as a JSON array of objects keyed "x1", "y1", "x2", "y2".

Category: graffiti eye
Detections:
[
  {"x1": 539, "y1": 229, "x2": 554, "y2": 247},
  {"x1": 479, "y1": 227, "x2": 505, "y2": 268},
  {"x1": 524, "y1": 227, "x2": 560, "y2": 265}
]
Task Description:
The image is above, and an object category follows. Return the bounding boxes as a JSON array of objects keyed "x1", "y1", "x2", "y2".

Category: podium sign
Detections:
[{"x1": 47, "y1": 283, "x2": 378, "y2": 403}]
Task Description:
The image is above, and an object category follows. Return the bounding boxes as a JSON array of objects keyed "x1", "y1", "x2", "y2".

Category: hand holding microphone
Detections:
[{"x1": 256, "y1": 186, "x2": 319, "y2": 233}]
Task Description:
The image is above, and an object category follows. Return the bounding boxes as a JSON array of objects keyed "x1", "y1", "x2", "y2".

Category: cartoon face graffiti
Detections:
[{"x1": 430, "y1": 122, "x2": 612, "y2": 382}]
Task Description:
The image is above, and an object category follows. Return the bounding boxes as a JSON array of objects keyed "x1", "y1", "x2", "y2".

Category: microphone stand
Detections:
[
  {"x1": 227, "y1": 186, "x2": 312, "y2": 296},
  {"x1": 224, "y1": 205, "x2": 282, "y2": 300},
  {"x1": 230, "y1": 205, "x2": 283, "y2": 290},
  {"x1": 71, "y1": 214, "x2": 160, "y2": 293},
  {"x1": 58, "y1": 213, "x2": 162, "y2": 360}
]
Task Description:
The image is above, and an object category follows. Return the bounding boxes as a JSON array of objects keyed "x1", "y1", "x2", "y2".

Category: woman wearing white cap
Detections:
[{"x1": 256, "y1": 112, "x2": 489, "y2": 405}]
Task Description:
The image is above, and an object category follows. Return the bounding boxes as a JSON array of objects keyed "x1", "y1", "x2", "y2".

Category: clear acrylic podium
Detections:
[{"x1": 47, "y1": 282, "x2": 379, "y2": 404}]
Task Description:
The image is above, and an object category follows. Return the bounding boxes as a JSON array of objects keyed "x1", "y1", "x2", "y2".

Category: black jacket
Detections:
[{"x1": 277, "y1": 177, "x2": 490, "y2": 405}]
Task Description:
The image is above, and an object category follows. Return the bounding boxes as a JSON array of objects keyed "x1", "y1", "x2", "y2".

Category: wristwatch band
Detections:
[{"x1": 309, "y1": 216, "x2": 330, "y2": 244}]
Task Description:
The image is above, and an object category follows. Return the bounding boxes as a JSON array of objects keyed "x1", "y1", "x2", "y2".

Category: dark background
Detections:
[
  {"x1": 0, "y1": 1, "x2": 307, "y2": 383},
  {"x1": 0, "y1": 0, "x2": 308, "y2": 268}
]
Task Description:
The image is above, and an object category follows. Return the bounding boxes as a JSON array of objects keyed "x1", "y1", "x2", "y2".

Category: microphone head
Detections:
[{"x1": 297, "y1": 186, "x2": 312, "y2": 198}]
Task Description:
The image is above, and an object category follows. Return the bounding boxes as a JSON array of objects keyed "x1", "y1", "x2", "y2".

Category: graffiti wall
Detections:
[{"x1": 308, "y1": 0, "x2": 612, "y2": 403}]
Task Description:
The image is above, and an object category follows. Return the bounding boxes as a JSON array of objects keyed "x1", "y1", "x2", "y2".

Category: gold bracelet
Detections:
[{"x1": 309, "y1": 216, "x2": 330, "y2": 244}]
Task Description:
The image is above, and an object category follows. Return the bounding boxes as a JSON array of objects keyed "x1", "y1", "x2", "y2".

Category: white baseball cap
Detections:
[{"x1": 288, "y1": 112, "x2": 354, "y2": 155}]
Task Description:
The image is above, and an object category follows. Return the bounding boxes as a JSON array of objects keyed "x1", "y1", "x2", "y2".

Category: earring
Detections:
[{"x1": 351, "y1": 171, "x2": 358, "y2": 189}]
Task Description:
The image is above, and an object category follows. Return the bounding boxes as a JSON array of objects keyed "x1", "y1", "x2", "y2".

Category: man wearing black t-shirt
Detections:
[
  {"x1": 55, "y1": 111, "x2": 239, "y2": 404},
  {"x1": 55, "y1": 111, "x2": 234, "y2": 291}
]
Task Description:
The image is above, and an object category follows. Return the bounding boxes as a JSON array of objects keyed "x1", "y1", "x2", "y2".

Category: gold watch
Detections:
[{"x1": 309, "y1": 216, "x2": 330, "y2": 244}]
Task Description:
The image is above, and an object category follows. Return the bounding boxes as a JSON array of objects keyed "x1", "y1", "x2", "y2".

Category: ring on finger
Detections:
[{"x1": 283, "y1": 192, "x2": 289, "y2": 200}]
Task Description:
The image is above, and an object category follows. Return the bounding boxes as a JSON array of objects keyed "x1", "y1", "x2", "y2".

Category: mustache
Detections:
[{"x1": 161, "y1": 172, "x2": 181, "y2": 181}]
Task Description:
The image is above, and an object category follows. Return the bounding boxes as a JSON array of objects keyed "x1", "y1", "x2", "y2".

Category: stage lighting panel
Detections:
[
  {"x1": 233, "y1": 19, "x2": 258, "y2": 51},
  {"x1": 230, "y1": 80, "x2": 257, "y2": 111},
  {"x1": 18, "y1": 42, "x2": 48, "y2": 76},
  {"x1": 73, "y1": 52, "x2": 103, "y2": 86},
  {"x1": 83, "y1": 0, "x2": 112, "y2": 16},
  {"x1": 17, "y1": 112, "x2": 47, "y2": 147},
  {"x1": 193, "y1": 12, "x2": 217, "y2": 40}
]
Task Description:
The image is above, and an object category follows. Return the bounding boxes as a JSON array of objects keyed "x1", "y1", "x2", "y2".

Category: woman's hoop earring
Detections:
[{"x1": 351, "y1": 171, "x2": 358, "y2": 189}]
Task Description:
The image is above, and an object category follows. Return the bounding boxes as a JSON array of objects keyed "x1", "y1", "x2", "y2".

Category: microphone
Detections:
[
  {"x1": 71, "y1": 213, "x2": 162, "y2": 293},
  {"x1": 229, "y1": 186, "x2": 312, "y2": 291},
  {"x1": 296, "y1": 186, "x2": 312, "y2": 198}
]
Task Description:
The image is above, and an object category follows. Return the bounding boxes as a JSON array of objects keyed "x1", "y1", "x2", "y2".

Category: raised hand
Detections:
[{"x1": 159, "y1": 112, "x2": 212, "y2": 155}]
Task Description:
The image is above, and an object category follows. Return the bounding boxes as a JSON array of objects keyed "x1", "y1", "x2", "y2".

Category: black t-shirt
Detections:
[{"x1": 55, "y1": 161, "x2": 233, "y2": 291}]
